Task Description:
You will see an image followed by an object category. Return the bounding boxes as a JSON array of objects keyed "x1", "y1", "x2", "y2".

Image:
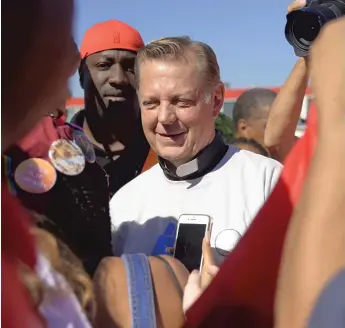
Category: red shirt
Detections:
[
  {"x1": 54, "y1": 110, "x2": 67, "y2": 127},
  {"x1": 1, "y1": 116, "x2": 66, "y2": 327},
  {"x1": 2, "y1": 186, "x2": 45, "y2": 328},
  {"x1": 185, "y1": 107, "x2": 317, "y2": 327}
]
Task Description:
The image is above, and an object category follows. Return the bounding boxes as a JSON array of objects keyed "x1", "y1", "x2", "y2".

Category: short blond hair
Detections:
[{"x1": 135, "y1": 36, "x2": 221, "y2": 94}]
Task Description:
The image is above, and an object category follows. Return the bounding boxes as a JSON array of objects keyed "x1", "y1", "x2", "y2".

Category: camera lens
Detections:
[
  {"x1": 292, "y1": 12, "x2": 321, "y2": 46},
  {"x1": 285, "y1": 1, "x2": 345, "y2": 57}
]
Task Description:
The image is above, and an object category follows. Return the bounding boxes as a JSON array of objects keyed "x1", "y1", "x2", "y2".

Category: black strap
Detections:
[
  {"x1": 154, "y1": 255, "x2": 184, "y2": 300},
  {"x1": 158, "y1": 131, "x2": 228, "y2": 181}
]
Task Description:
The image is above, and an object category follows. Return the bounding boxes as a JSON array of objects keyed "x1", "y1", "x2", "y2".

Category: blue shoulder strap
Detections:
[{"x1": 121, "y1": 254, "x2": 157, "y2": 328}]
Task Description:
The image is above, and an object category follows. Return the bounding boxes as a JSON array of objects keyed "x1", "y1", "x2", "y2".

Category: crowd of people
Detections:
[{"x1": 2, "y1": 0, "x2": 344, "y2": 327}]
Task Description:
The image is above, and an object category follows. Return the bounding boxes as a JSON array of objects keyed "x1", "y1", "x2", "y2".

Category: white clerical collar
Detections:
[{"x1": 175, "y1": 158, "x2": 199, "y2": 177}]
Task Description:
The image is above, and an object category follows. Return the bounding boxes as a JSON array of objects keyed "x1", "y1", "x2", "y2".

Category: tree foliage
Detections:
[{"x1": 215, "y1": 112, "x2": 235, "y2": 143}]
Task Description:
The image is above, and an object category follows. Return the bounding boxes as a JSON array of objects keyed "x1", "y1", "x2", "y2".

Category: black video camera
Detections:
[{"x1": 285, "y1": 0, "x2": 345, "y2": 57}]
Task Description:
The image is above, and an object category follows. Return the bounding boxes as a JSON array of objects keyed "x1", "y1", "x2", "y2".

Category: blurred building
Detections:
[
  {"x1": 65, "y1": 97, "x2": 84, "y2": 122},
  {"x1": 66, "y1": 87, "x2": 314, "y2": 136}
]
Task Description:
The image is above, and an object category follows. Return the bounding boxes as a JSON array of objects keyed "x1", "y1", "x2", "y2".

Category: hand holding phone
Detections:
[
  {"x1": 173, "y1": 214, "x2": 211, "y2": 272},
  {"x1": 201, "y1": 232, "x2": 217, "y2": 289}
]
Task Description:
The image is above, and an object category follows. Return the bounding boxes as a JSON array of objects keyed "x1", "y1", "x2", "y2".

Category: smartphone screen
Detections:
[{"x1": 174, "y1": 223, "x2": 207, "y2": 272}]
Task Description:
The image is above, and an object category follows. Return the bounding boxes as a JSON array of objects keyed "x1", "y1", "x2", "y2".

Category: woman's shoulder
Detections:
[
  {"x1": 149, "y1": 255, "x2": 189, "y2": 282},
  {"x1": 94, "y1": 255, "x2": 189, "y2": 283},
  {"x1": 93, "y1": 255, "x2": 189, "y2": 328}
]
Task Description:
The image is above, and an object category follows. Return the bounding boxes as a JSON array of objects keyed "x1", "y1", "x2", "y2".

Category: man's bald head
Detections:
[{"x1": 232, "y1": 88, "x2": 277, "y2": 145}]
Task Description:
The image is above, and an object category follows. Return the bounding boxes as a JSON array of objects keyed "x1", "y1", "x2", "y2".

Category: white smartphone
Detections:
[{"x1": 173, "y1": 214, "x2": 212, "y2": 272}]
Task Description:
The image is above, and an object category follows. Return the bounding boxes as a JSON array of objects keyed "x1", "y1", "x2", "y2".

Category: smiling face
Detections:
[{"x1": 137, "y1": 53, "x2": 224, "y2": 167}]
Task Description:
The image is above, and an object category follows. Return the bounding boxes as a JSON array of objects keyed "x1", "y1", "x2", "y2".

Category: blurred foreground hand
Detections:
[{"x1": 183, "y1": 233, "x2": 219, "y2": 313}]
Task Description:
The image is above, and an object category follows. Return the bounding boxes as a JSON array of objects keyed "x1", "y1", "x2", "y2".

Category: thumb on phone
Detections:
[{"x1": 201, "y1": 231, "x2": 217, "y2": 288}]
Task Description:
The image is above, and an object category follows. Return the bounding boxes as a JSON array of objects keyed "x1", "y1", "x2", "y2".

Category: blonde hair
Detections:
[
  {"x1": 24, "y1": 213, "x2": 97, "y2": 324},
  {"x1": 135, "y1": 36, "x2": 221, "y2": 102}
]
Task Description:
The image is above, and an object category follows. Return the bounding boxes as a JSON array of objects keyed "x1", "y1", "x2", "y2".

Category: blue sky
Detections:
[{"x1": 70, "y1": 0, "x2": 297, "y2": 97}]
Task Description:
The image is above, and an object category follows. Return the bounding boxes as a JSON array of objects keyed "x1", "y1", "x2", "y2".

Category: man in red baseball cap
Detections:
[
  {"x1": 74, "y1": 20, "x2": 156, "y2": 187},
  {"x1": 4, "y1": 20, "x2": 156, "y2": 277}
]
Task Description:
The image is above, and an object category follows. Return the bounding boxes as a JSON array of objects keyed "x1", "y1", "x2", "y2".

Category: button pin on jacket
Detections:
[
  {"x1": 49, "y1": 139, "x2": 85, "y2": 176},
  {"x1": 14, "y1": 158, "x2": 57, "y2": 194}
]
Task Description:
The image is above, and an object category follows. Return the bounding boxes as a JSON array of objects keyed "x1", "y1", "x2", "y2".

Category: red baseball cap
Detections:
[{"x1": 80, "y1": 20, "x2": 144, "y2": 59}]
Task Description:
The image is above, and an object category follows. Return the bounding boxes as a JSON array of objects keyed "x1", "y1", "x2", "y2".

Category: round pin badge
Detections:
[
  {"x1": 73, "y1": 130, "x2": 96, "y2": 163},
  {"x1": 215, "y1": 229, "x2": 242, "y2": 256},
  {"x1": 14, "y1": 158, "x2": 57, "y2": 194},
  {"x1": 48, "y1": 139, "x2": 85, "y2": 176}
]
